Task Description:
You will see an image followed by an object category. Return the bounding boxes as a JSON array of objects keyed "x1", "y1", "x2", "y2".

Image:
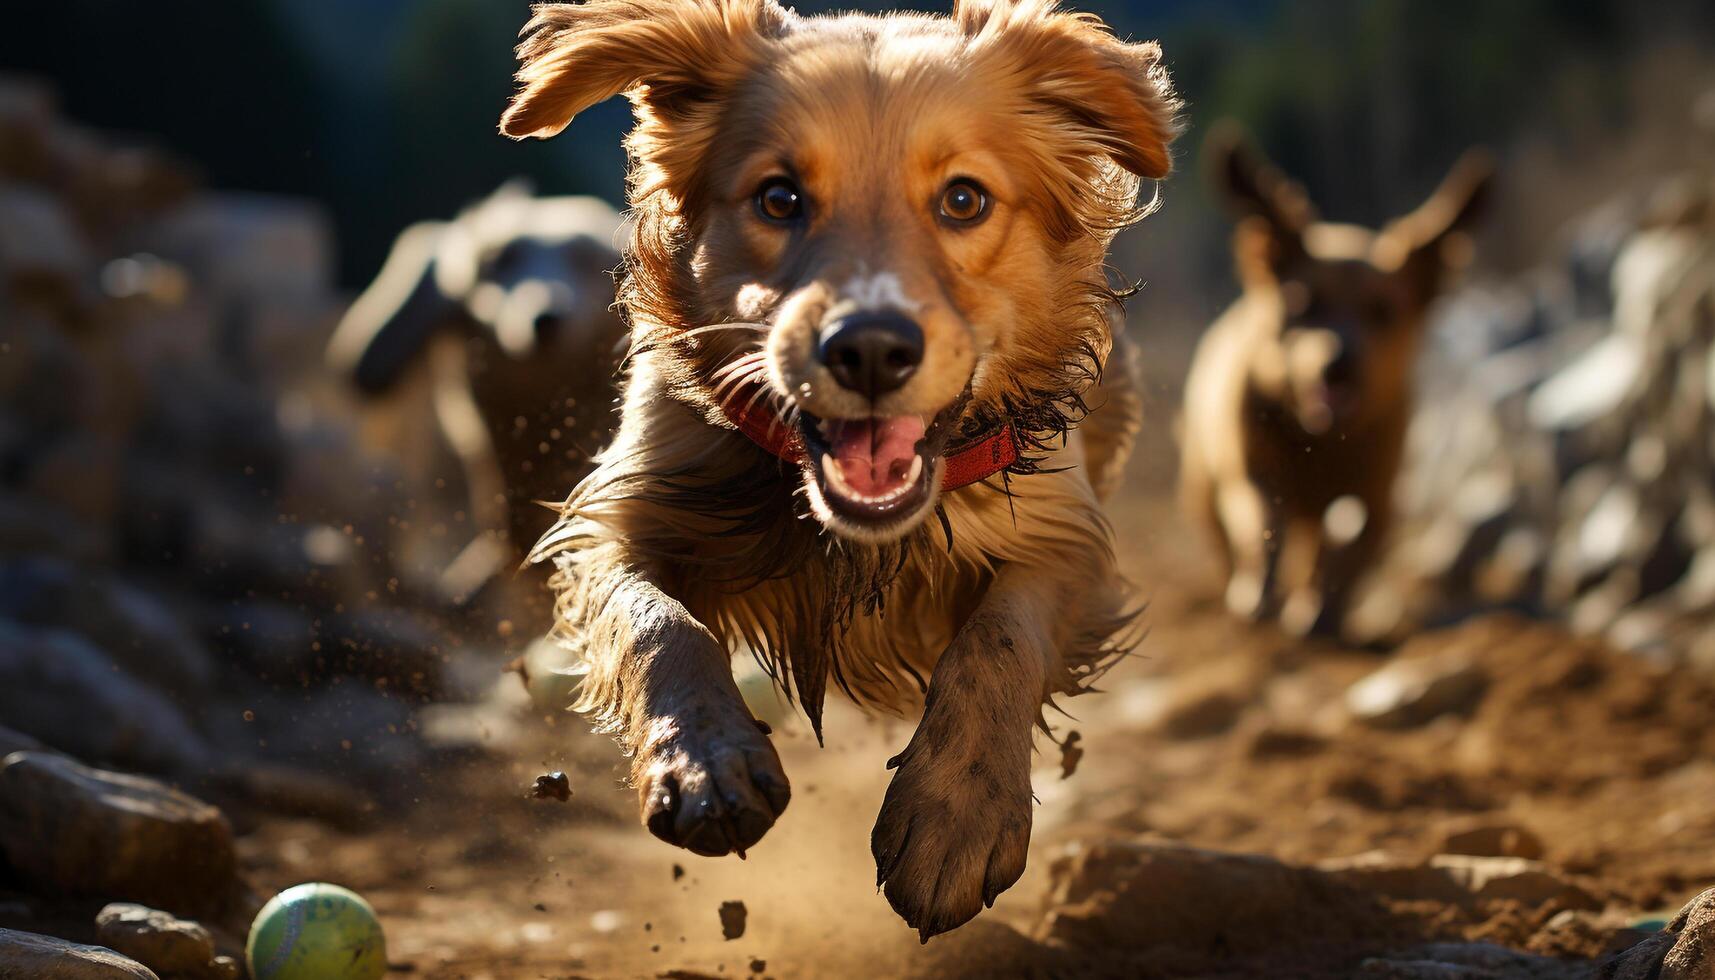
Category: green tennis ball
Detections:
[{"x1": 246, "y1": 882, "x2": 387, "y2": 980}]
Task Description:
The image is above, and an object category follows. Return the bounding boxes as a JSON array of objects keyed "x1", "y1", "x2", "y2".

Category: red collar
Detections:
[{"x1": 718, "y1": 382, "x2": 1019, "y2": 491}]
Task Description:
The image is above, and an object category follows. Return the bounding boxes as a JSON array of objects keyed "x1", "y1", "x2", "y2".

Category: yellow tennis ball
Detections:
[{"x1": 246, "y1": 882, "x2": 387, "y2": 980}]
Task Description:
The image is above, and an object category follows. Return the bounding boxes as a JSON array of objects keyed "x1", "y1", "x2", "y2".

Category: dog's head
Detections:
[
  {"x1": 1207, "y1": 125, "x2": 1492, "y2": 436},
  {"x1": 502, "y1": 0, "x2": 1178, "y2": 542},
  {"x1": 326, "y1": 182, "x2": 622, "y2": 395}
]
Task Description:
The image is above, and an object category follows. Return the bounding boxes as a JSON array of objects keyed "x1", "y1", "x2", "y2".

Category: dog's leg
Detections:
[
  {"x1": 569, "y1": 561, "x2": 790, "y2": 857},
  {"x1": 1284, "y1": 495, "x2": 1391, "y2": 638},
  {"x1": 870, "y1": 561, "x2": 1070, "y2": 941},
  {"x1": 1217, "y1": 478, "x2": 1281, "y2": 621}
]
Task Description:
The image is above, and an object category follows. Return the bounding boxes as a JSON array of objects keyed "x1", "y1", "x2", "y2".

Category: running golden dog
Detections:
[{"x1": 502, "y1": 0, "x2": 1178, "y2": 938}]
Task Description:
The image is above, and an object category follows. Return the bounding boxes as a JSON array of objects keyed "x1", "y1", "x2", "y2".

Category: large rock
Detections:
[
  {"x1": 0, "y1": 621, "x2": 211, "y2": 773},
  {"x1": 95, "y1": 904, "x2": 234, "y2": 980},
  {"x1": 0, "y1": 752, "x2": 240, "y2": 918},
  {"x1": 1599, "y1": 886, "x2": 1715, "y2": 979},
  {"x1": 0, "y1": 927, "x2": 160, "y2": 979},
  {"x1": 1037, "y1": 839, "x2": 1391, "y2": 956}
]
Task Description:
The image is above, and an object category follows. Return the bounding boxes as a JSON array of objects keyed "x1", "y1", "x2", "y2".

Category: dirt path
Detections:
[{"x1": 232, "y1": 406, "x2": 1715, "y2": 979}]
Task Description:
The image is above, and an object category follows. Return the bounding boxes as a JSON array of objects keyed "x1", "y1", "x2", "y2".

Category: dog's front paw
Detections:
[
  {"x1": 634, "y1": 708, "x2": 790, "y2": 858},
  {"x1": 870, "y1": 738, "x2": 1033, "y2": 941}
]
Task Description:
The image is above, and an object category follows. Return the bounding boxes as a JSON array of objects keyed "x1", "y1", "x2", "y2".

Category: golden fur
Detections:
[
  {"x1": 1181, "y1": 126, "x2": 1492, "y2": 638},
  {"x1": 502, "y1": 0, "x2": 1177, "y2": 938}
]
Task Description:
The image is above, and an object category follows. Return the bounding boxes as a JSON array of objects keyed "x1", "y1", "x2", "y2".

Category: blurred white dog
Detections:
[{"x1": 326, "y1": 182, "x2": 626, "y2": 598}]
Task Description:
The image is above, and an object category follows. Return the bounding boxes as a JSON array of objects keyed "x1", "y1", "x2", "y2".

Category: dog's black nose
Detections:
[
  {"x1": 1325, "y1": 345, "x2": 1357, "y2": 386},
  {"x1": 818, "y1": 313, "x2": 924, "y2": 397}
]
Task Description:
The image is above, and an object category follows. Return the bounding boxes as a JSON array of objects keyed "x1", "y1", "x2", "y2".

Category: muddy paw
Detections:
[
  {"x1": 634, "y1": 709, "x2": 790, "y2": 858},
  {"x1": 871, "y1": 745, "x2": 1032, "y2": 941}
]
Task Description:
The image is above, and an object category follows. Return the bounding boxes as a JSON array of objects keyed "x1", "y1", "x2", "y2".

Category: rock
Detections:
[
  {"x1": 1318, "y1": 851, "x2": 1474, "y2": 904},
  {"x1": 1037, "y1": 839, "x2": 1383, "y2": 955},
  {"x1": 0, "y1": 752, "x2": 240, "y2": 918},
  {"x1": 95, "y1": 904, "x2": 222, "y2": 980},
  {"x1": 1319, "y1": 852, "x2": 1596, "y2": 910},
  {"x1": 0, "y1": 621, "x2": 212, "y2": 773},
  {"x1": 1438, "y1": 819, "x2": 1547, "y2": 860},
  {"x1": 0, "y1": 186, "x2": 88, "y2": 287},
  {"x1": 20, "y1": 434, "x2": 124, "y2": 530},
  {"x1": 1599, "y1": 886, "x2": 1715, "y2": 979},
  {"x1": 1359, "y1": 941, "x2": 1584, "y2": 979},
  {"x1": 140, "y1": 192, "x2": 333, "y2": 309},
  {"x1": 208, "y1": 763, "x2": 375, "y2": 830},
  {"x1": 0, "y1": 927, "x2": 160, "y2": 979},
  {"x1": 0, "y1": 557, "x2": 213, "y2": 696},
  {"x1": 0, "y1": 495, "x2": 110, "y2": 564},
  {"x1": 1533, "y1": 909, "x2": 1653, "y2": 962},
  {"x1": 1346, "y1": 652, "x2": 1488, "y2": 729},
  {"x1": 899, "y1": 920, "x2": 1065, "y2": 979},
  {"x1": 1430, "y1": 854, "x2": 1597, "y2": 909}
]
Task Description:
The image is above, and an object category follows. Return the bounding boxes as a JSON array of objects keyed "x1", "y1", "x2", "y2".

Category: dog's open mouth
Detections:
[{"x1": 798, "y1": 410, "x2": 955, "y2": 526}]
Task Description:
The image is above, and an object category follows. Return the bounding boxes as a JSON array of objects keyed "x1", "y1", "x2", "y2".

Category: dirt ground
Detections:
[{"x1": 231, "y1": 360, "x2": 1715, "y2": 980}]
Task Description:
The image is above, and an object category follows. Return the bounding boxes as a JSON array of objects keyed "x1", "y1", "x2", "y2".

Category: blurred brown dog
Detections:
[
  {"x1": 501, "y1": 0, "x2": 1178, "y2": 938},
  {"x1": 1180, "y1": 127, "x2": 1492, "y2": 637}
]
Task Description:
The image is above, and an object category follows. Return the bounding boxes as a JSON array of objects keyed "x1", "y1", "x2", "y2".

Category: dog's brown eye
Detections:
[
  {"x1": 756, "y1": 179, "x2": 803, "y2": 223},
  {"x1": 939, "y1": 180, "x2": 988, "y2": 225}
]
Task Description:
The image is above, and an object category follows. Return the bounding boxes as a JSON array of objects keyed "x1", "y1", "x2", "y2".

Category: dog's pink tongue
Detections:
[{"x1": 827, "y1": 417, "x2": 925, "y2": 496}]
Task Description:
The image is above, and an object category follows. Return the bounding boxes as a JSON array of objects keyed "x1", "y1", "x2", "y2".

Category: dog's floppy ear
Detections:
[
  {"x1": 957, "y1": 0, "x2": 1180, "y2": 180},
  {"x1": 1377, "y1": 148, "x2": 1496, "y2": 301},
  {"x1": 326, "y1": 221, "x2": 460, "y2": 394},
  {"x1": 500, "y1": 0, "x2": 790, "y2": 140}
]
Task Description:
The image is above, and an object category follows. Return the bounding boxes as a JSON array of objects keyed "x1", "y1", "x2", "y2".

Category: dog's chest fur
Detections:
[{"x1": 539, "y1": 357, "x2": 1128, "y2": 733}]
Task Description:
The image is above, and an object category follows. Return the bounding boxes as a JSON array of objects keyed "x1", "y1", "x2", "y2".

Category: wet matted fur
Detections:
[{"x1": 502, "y1": 0, "x2": 1179, "y2": 939}]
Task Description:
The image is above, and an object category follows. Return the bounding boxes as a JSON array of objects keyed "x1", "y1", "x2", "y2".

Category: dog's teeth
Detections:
[
  {"x1": 820, "y1": 454, "x2": 850, "y2": 496},
  {"x1": 818, "y1": 452, "x2": 926, "y2": 510}
]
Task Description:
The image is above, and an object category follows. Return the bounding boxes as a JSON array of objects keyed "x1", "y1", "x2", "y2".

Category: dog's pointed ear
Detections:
[
  {"x1": 1378, "y1": 148, "x2": 1496, "y2": 300},
  {"x1": 1205, "y1": 123, "x2": 1313, "y2": 284},
  {"x1": 1204, "y1": 122, "x2": 1316, "y2": 234},
  {"x1": 958, "y1": 0, "x2": 1180, "y2": 180},
  {"x1": 500, "y1": 0, "x2": 791, "y2": 140},
  {"x1": 326, "y1": 221, "x2": 460, "y2": 394}
]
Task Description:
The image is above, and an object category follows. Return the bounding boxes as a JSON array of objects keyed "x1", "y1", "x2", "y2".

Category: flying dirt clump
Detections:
[
  {"x1": 527, "y1": 771, "x2": 571, "y2": 802},
  {"x1": 1058, "y1": 731, "x2": 1084, "y2": 780},
  {"x1": 719, "y1": 901, "x2": 747, "y2": 941}
]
